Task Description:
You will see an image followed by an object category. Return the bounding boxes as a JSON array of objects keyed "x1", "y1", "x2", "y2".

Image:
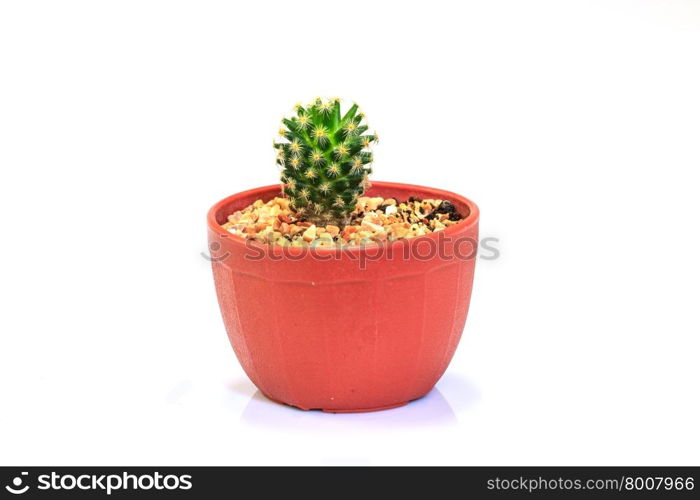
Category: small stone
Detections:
[
  {"x1": 302, "y1": 224, "x2": 317, "y2": 242},
  {"x1": 390, "y1": 223, "x2": 410, "y2": 239},
  {"x1": 227, "y1": 212, "x2": 243, "y2": 223},
  {"x1": 362, "y1": 214, "x2": 381, "y2": 226},
  {"x1": 289, "y1": 224, "x2": 305, "y2": 236},
  {"x1": 318, "y1": 232, "x2": 334, "y2": 245},
  {"x1": 365, "y1": 197, "x2": 384, "y2": 211},
  {"x1": 239, "y1": 213, "x2": 258, "y2": 224},
  {"x1": 355, "y1": 197, "x2": 368, "y2": 211},
  {"x1": 340, "y1": 226, "x2": 356, "y2": 240},
  {"x1": 371, "y1": 231, "x2": 388, "y2": 241},
  {"x1": 361, "y1": 220, "x2": 384, "y2": 233},
  {"x1": 435, "y1": 200, "x2": 456, "y2": 215}
]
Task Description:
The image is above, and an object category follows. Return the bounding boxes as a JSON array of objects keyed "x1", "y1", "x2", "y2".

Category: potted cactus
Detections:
[{"x1": 208, "y1": 98, "x2": 479, "y2": 412}]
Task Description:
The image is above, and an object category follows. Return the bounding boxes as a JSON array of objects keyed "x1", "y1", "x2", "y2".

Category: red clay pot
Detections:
[{"x1": 207, "y1": 181, "x2": 479, "y2": 412}]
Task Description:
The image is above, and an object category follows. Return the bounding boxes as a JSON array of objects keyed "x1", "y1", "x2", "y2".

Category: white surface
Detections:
[{"x1": 1, "y1": 0, "x2": 699, "y2": 466}]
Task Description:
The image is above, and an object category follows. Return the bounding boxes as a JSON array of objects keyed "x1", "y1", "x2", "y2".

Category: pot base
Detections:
[
  {"x1": 261, "y1": 391, "x2": 410, "y2": 413},
  {"x1": 322, "y1": 402, "x2": 408, "y2": 414}
]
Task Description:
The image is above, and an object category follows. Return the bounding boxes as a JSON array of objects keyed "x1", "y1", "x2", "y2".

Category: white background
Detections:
[{"x1": 1, "y1": 0, "x2": 699, "y2": 466}]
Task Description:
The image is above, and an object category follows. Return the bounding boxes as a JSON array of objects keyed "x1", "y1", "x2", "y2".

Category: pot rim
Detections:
[{"x1": 207, "y1": 180, "x2": 480, "y2": 256}]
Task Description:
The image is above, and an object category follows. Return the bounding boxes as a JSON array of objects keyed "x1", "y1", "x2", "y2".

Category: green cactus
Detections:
[{"x1": 274, "y1": 97, "x2": 378, "y2": 224}]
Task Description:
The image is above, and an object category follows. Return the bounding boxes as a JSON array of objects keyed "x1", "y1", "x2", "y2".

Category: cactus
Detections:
[{"x1": 274, "y1": 97, "x2": 378, "y2": 224}]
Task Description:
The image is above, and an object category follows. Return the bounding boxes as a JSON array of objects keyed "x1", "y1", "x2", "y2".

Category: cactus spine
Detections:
[{"x1": 274, "y1": 98, "x2": 378, "y2": 224}]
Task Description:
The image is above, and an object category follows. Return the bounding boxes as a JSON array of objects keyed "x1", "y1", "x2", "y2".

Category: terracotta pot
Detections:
[{"x1": 207, "y1": 181, "x2": 479, "y2": 412}]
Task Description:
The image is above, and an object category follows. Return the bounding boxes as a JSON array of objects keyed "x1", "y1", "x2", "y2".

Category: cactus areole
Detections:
[{"x1": 274, "y1": 98, "x2": 378, "y2": 225}]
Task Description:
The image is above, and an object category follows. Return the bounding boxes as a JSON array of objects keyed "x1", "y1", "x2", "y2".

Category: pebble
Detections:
[
  {"x1": 302, "y1": 225, "x2": 317, "y2": 242},
  {"x1": 220, "y1": 195, "x2": 465, "y2": 247}
]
